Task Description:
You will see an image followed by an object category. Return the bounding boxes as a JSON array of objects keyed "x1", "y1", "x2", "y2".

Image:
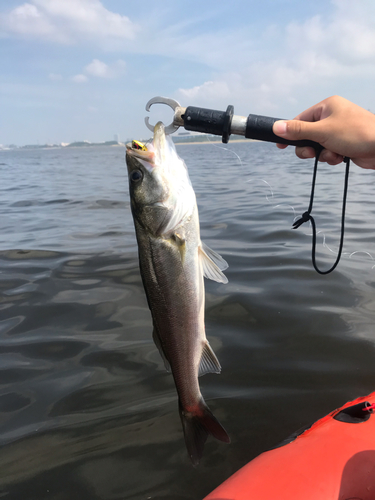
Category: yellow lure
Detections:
[{"x1": 132, "y1": 140, "x2": 147, "y2": 151}]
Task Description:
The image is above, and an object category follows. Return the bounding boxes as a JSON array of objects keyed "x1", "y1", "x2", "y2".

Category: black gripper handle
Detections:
[
  {"x1": 245, "y1": 114, "x2": 320, "y2": 149},
  {"x1": 183, "y1": 105, "x2": 233, "y2": 143},
  {"x1": 182, "y1": 105, "x2": 321, "y2": 150}
]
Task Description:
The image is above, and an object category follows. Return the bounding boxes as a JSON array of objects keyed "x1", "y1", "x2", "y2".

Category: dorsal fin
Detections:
[
  {"x1": 199, "y1": 341, "x2": 221, "y2": 377},
  {"x1": 152, "y1": 327, "x2": 171, "y2": 372},
  {"x1": 199, "y1": 242, "x2": 228, "y2": 284}
]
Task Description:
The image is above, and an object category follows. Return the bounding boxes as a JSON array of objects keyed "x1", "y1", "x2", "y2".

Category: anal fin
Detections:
[{"x1": 199, "y1": 341, "x2": 221, "y2": 377}]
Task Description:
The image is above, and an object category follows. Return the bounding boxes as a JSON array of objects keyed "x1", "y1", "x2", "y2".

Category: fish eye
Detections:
[{"x1": 130, "y1": 170, "x2": 143, "y2": 182}]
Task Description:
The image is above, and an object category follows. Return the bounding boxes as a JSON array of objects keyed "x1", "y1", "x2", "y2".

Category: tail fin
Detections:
[{"x1": 179, "y1": 398, "x2": 230, "y2": 466}]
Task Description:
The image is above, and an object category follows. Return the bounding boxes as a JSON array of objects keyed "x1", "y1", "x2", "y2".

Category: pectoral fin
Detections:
[
  {"x1": 199, "y1": 242, "x2": 228, "y2": 284},
  {"x1": 152, "y1": 326, "x2": 171, "y2": 372},
  {"x1": 170, "y1": 232, "x2": 186, "y2": 263},
  {"x1": 199, "y1": 341, "x2": 221, "y2": 377}
]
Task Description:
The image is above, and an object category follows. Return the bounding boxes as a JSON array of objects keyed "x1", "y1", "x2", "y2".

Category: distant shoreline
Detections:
[{"x1": 0, "y1": 138, "x2": 256, "y2": 151}]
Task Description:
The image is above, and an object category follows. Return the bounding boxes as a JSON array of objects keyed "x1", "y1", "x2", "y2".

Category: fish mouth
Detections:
[
  {"x1": 126, "y1": 141, "x2": 155, "y2": 163},
  {"x1": 126, "y1": 122, "x2": 169, "y2": 163},
  {"x1": 126, "y1": 122, "x2": 168, "y2": 167}
]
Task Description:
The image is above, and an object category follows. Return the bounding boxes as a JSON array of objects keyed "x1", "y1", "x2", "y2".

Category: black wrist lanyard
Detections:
[{"x1": 292, "y1": 148, "x2": 351, "y2": 275}]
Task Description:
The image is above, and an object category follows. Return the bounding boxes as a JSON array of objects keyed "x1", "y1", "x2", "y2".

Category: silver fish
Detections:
[{"x1": 126, "y1": 122, "x2": 230, "y2": 465}]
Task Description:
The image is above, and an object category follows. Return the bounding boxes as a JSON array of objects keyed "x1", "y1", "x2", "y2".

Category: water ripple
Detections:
[{"x1": 1, "y1": 144, "x2": 375, "y2": 499}]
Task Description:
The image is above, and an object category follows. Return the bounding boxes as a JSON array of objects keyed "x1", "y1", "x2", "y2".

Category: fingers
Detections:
[
  {"x1": 273, "y1": 113, "x2": 345, "y2": 165},
  {"x1": 273, "y1": 96, "x2": 375, "y2": 170},
  {"x1": 294, "y1": 147, "x2": 315, "y2": 159},
  {"x1": 293, "y1": 100, "x2": 329, "y2": 122},
  {"x1": 273, "y1": 119, "x2": 325, "y2": 143},
  {"x1": 294, "y1": 147, "x2": 344, "y2": 165},
  {"x1": 351, "y1": 158, "x2": 375, "y2": 170},
  {"x1": 319, "y1": 151, "x2": 344, "y2": 165}
]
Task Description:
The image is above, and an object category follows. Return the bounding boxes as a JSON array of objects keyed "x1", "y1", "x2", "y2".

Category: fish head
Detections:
[
  {"x1": 126, "y1": 138, "x2": 167, "y2": 209},
  {"x1": 126, "y1": 122, "x2": 196, "y2": 236}
]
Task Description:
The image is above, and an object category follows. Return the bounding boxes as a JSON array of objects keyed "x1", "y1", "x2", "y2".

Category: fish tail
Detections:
[{"x1": 179, "y1": 398, "x2": 230, "y2": 466}]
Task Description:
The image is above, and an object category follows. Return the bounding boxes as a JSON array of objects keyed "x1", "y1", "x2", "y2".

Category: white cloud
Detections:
[
  {"x1": 178, "y1": 81, "x2": 230, "y2": 101},
  {"x1": 2, "y1": 3, "x2": 57, "y2": 39},
  {"x1": 85, "y1": 59, "x2": 109, "y2": 78},
  {"x1": 0, "y1": 0, "x2": 137, "y2": 45},
  {"x1": 84, "y1": 59, "x2": 126, "y2": 78},
  {"x1": 175, "y1": 0, "x2": 375, "y2": 116},
  {"x1": 285, "y1": 12, "x2": 375, "y2": 67},
  {"x1": 71, "y1": 74, "x2": 88, "y2": 83}
]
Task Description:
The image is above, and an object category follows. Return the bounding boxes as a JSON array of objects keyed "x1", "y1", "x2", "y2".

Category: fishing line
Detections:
[
  {"x1": 246, "y1": 178, "x2": 274, "y2": 202},
  {"x1": 206, "y1": 137, "x2": 294, "y2": 210},
  {"x1": 274, "y1": 204, "x2": 297, "y2": 219},
  {"x1": 349, "y1": 250, "x2": 374, "y2": 260},
  {"x1": 204, "y1": 135, "x2": 282, "y2": 206},
  {"x1": 348, "y1": 250, "x2": 375, "y2": 269},
  {"x1": 293, "y1": 205, "x2": 375, "y2": 270},
  {"x1": 206, "y1": 139, "x2": 318, "y2": 232},
  {"x1": 301, "y1": 228, "x2": 337, "y2": 253},
  {"x1": 204, "y1": 137, "x2": 278, "y2": 204},
  {"x1": 205, "y1": 134, "x2": 244, "y2": 169},
  {"x1": 199, "y1": 139, "x2": 372, "y2": 272}
]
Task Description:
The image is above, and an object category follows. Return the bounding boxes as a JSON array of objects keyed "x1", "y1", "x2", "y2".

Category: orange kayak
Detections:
[{"x1": 204, "y1": 392, "x2": 375, "y2": 500}]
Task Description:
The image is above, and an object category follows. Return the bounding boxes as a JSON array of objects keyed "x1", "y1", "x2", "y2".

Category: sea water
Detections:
[{"x1": 1, "y1": 142, "x2": 375, "y2": 499}]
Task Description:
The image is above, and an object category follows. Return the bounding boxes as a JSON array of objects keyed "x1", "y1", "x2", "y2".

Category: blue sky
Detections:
[{"x1": 1, "y1": 0, "x2": 375, "y2": 145}]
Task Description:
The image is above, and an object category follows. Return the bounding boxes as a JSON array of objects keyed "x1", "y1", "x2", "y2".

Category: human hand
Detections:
[{"x1": 272, "y1": 96, "x2": 375, "y2": 170}]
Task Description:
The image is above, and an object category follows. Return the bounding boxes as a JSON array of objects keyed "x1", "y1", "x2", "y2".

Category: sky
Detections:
[{"x1": 1, "y1": 0, "x2": 375, "y2": 145}]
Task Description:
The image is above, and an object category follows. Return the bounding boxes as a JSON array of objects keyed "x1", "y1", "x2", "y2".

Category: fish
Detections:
[{"x1": 126, "y1": 122, "x2": 230, "y2": 465}]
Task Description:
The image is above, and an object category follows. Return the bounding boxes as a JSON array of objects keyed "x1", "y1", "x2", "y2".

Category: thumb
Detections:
[{"x1": 273, "y1": 119, "x2": 323, "y2": 142}]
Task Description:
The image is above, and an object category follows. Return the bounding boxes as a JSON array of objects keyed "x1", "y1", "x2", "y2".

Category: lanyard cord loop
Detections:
[{"x1": 292, "y1": 149, "x2": 351, "y2": 275}]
